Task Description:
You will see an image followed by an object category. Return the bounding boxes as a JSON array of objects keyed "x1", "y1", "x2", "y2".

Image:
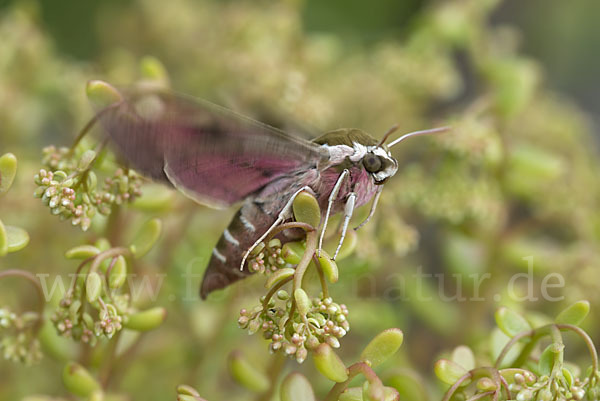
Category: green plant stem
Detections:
[
  {"x1": 68, "y1": 103, "x2": 120, "y2": 154},
  {"x1": 261, "y1": 275, "x2": 293, "y2": 310},
  {"x1": 0, "y1": 269, "x2": 45, "y2": 331},
  {"x1": 293, "y1": 230, "x2": 317, "y2": 292},
  {"x1": 494, "y1": 323, "x2": 599, "y2": 376},
  {"x1": 323, "y1": 362, "x2": 382, "y2": 401}
]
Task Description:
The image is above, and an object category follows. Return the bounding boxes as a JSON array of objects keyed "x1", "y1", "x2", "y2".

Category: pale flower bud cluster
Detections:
[
  {"x1": 0, "y1": 308, "x2": 42, "y2": 365},
  {"x1": 34, "y1": 145, "x2": 142, "y2": 231},
  {"x1": 238, "y1": 294, "x2": 349, "y2": 364}
]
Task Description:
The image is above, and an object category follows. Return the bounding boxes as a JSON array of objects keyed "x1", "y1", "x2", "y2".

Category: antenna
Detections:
[
  {"x1": 377, "y1": 124, "x2": 399, "y2": 147},
  {"x1": 387, "y1": 126, "x2": 450, "y2": 148}
]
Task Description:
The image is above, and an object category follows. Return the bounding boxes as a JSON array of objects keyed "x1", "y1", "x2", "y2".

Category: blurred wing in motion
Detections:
[{"x1": 92, "y1": 85, "x2": 327, "y2": 208}]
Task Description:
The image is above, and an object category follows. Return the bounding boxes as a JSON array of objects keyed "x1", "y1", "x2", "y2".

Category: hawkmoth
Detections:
[{"x1": 91, "y1": 83, "x2": 447, "y2": 298}]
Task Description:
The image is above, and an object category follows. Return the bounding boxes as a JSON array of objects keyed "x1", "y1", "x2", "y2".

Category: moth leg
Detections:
[
  {"x1": 318, "y1": 169, "x2": 350, "y2": 257},
  {"x1": 240, "y1": 186, "x2": 313, "y2": 271},
  {"x1": 333, "y1": 192, "x2": 357, "y2": 260},
  {"x1": 354, "y1": 185, "x2": 384, "y2": 231}
]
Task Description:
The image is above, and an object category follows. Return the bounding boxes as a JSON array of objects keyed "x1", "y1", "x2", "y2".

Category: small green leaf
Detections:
[
  {"x1": 316, "y1": 250, "x2": 339, "y2": 283},
  {"x1": 495, "y1": 307, "x2": 531, "y2": 338},
  {"x1": 62, "y1": 362, "x2": 101, "y2": 397},
  {"x1": 451, "y1": 345, "x2": 475, "y2": 371},
  {"x1": 434, "y1": 359, "x2": 468, "y2": 385},
  {"x1": 176, "y1": 385, "x2": 200, "y2": 397},
  {"x1": 280, "y1": 372, "x2": 316, "y2": 401},
  {"x1": 88, "y1": 390, "x2": 104, "y2": 401},
  {"x1": 0, "y1": 153, "x2": 17, "y2": 195},
  {"x1": 38, "y1": 320, "x2": 77, "y2": 361},
  {"x1": 282, "y1": 241, "x2": 305, "y2": 264},
  {"x1": 324, "y1": 229, "x2": 357, "y2": 261},
  {"x1": 265, "y1": 267, "x2": 295, "y2": 289},
  {"x1": 65, "y1": 245, "x2": 101, "y2": 260},
  {"x1": 228, "y1": 350, "x2": 270, "y2": 393},
  {"x1": 293, "y1": 191, "x2": 321, "y2": 228},
  {"x1": 385, "y1": 370, "x2": 428, "y2": 401},
  {"x1": 294, "y1": 288, "x2": 312, "y2": 316},
  {"x1": 129, "y1": 218, "x2": 162, "y2": 258},
  {"x1": 140, "y1": 56, "x2": 170, "y2": 84},
  {"x1": 360, "y1": 328, "x2": 404, "y2": 367},
  {"x1": 538, "y1": 344, "x2": 559, "y2": 376},
  {"x1": 78, "y1": 150, "x2": 96, "y2": 171},
  {"x1": 108, "y1": 256, "x2": 127, "y2": 289},
  {"x1": 338, "y1": 387, "x2": 363, "y2": 401},
  {"x1": 0, "y1": 219, "x2": 7, "y2": 256},
  {"x1": 131, "y1": 184, "x2": 175, "y2": 212},
  {"x1": 555, "y1": 300, "x2": 590, "y2": 326},
  {"x1": 476, "y1": 378, "x2": 497, "y2": 392},
  {"x1": 86, "y1": 80, "x2": 123, "y2": 109},
  {"x1": 4, "y1": 225, "x2": 30, "y2": 253},
  {"x1": 363, "y1": 380, "x2": 385, "y2": 401},
  {"x1": 86, "y1": 272, "x2": 103, "y2": 303},
  {"x1": 313, "y1": 343, "x2": 348, "y2": 382},
  {"x1": 124, "y1": 307, "x2": 167, "y2": 331}
]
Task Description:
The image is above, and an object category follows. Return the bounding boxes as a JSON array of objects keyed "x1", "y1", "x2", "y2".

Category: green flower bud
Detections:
[
  {"x1": 294, "y1": 289, "x2": 311, "y2": 316},
  {"x1": 85, "y1": 272, "x2": 103, "y2": 303},
  {"x1": 312, "y1": 343, "x2": 348, "y2": 382},
  {"x1": 228, "y1": 350, "x2": 270, "y2": 393},
  {"x1": 360, "y1": 328, "x2": 403, "y2": 367},
  {"x1": 292, "y1": 191, "x2": 321, "y2": 228},
  {"x1": 108, "y1": 256, "x2": 127, "y2": 289},
  {"x1": 0, "y1": 153, "x2": 17, "y2": 195},
  {"x1": 282, "y1": 241, "x2": 305, "y2": 264},
  {"x1": 124, "y1": 307, "x2": 167, "y2": 332},
  {"x1": 280, "y1": 372, "x2": 315, "y2": 401},
  {"x1": 62, "y1": 362, "x2": 101, "y2": 397}
]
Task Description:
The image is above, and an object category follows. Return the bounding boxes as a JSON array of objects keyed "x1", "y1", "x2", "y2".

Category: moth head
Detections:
[{"x1": 361, "y1": 146, "x2": 398, "y2": 185}]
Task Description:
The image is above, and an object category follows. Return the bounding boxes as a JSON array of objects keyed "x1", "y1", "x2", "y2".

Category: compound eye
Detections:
[{"x1": 363, "y1": 153, "x2": 382, "y2": 173}]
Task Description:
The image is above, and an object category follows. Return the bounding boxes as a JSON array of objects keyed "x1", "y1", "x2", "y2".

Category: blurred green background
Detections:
[{"x1": 1, "y1": 0, "x2": 600, "y2": 400}]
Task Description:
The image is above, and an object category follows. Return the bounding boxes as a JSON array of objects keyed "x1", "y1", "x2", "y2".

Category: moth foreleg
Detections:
[
  {"x1": 240, "y1": 186, "x2": 313, "y2": 271},
  {"x1": 333, "y1": 192, "x2": 356, "y2": 260},
  {"x1": 318, "y1": 169, "x2": 350, "y2": 257},
  {"x1": 354, "y1": 185, "x2": 384, "y2": 231}
]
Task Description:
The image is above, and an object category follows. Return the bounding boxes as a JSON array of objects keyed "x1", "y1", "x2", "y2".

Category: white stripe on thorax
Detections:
[{"x1": 223, "y1": 228, "x2": 240, "y2": 247}]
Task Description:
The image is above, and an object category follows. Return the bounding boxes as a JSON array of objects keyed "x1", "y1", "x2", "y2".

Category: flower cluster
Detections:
[
  {"x1": 0, "y1": 308, "x2": 42, "y2": 365},
  {"x1": 34, "y1": 146, "x2": 142, "y2": 231},
  {"x1": 238, "y1": 294, "x2": 349, "y2": 364},
  {"x1": 508, "y1": 370, "x2": 590, "y2": 401},
  {"x1": 52, "y1": 290, "x2": 127, "y2": 346}
]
